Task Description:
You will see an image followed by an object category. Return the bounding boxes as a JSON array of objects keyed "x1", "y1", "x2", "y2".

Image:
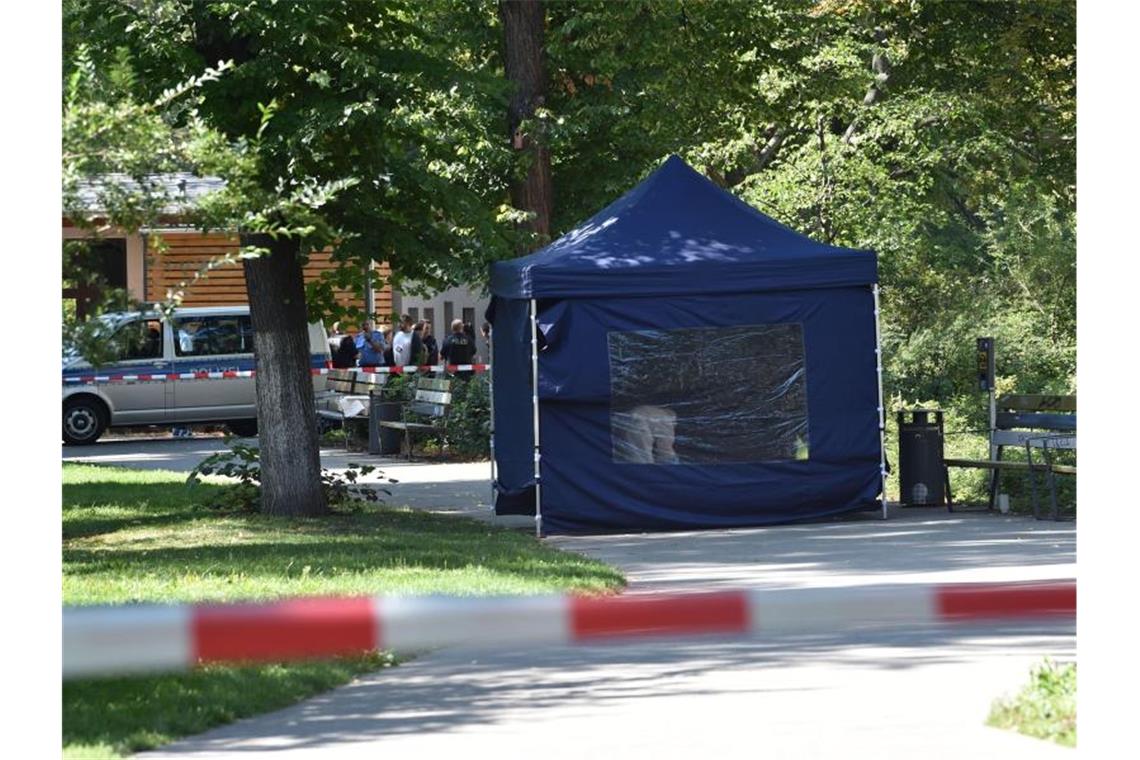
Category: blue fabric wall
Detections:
[
  {"x1": 492, "y1": 287, "x2": 882, "y2": 533},
  {"x1": 490, "y1": 297, "x2": 537, "y2": 514}
]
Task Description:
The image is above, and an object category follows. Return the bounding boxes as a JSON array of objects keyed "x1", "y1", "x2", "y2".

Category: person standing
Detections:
[
  {"x1": 327, "y1": 321, "x2": 344, "y2": 354},
  {"x1": 391, "y1": 314, "x2": 414, "y2": 368},
  {"x1": 423, "y1": 321, "x2": 439, "y2": 366},
  {"x1": 355, "y1": 320, "x2": 387, "y2": 367},
  {"x1": 441, "y1": 318, "x2": 476, "y2": 376},
  {"x1": 332, "y1": 335, "x2": 359, "y2": 368},
  {"x1": 478, "y1": 321, "x2": 491, "y2": 363},
  {"x1": 411, "y1": 321, "x2": 428, "y2": 366},
  {"x1": 381, "y1": 326, "x2": 395, "y2": 366}
]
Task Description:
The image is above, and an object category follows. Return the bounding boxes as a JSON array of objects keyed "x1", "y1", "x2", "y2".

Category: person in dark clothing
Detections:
[
  {"x1": 423, "y1": 321, "x2": 439, "y2": 366},
  {"x1": 411, "y1": 320, "x2": 428, "y2": 366},
  {"x1": 441, "y1": 318, "x2": 476, "y2": 377},
  {"x1": 332, "y1": 334, "x2": 359, "y2": 368}
]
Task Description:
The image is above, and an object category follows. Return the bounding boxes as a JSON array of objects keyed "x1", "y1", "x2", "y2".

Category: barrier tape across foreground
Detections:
[
  {"x1": 62, "y1": 364, "x2": 489, "y2": 386},
  {"x1": 63, "y1": 580, "x2": 1074, "y2": 679}
]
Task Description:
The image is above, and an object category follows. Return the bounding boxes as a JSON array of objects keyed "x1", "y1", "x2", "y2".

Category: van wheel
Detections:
[
  {"x1": 227, "y1": 419, "x2": 259, "y2": 437},
  {"x1": 63, "y1": 397, "x2": 107, "y2": 446}
]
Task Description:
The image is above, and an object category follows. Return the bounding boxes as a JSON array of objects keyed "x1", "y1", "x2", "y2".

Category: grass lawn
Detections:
[
  {"x1": 987, "y1": 659, "x2": 1076, "y2": 747},
  {"x1": 63, "y1": 463, "x2": 625, "y2": 757}
]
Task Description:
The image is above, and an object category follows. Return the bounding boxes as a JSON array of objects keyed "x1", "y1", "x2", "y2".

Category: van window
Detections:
[
  {"x1": 115, "y1": 319, "x2": 164, "y2": 361},
  {"x1": 173, "y1": 315, "x2": 252, "y2": 357}
]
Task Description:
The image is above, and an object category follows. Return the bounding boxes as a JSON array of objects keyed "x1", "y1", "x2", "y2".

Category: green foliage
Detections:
[
  {"x1": 445, "y1": 374, "x2": 491, "y2": 458},
  {"x1": 61, "y1": 42, "x2": 235, "y2": 356},
  {"x1": 380, "y1": 373, "x2": 418, "y2": 404},
  {"x1": 538, "y1": 0, "x2": 1075, "y2": 411},
  {"x1": 988, "y1": 659, "x2": 1077, "y2": 748},
  {"x1": 65, "y1": 0, "x2": 522, "y2": 322},
  {"x1": 186, "y1": 440, "x2": 392, "y2": 512}
]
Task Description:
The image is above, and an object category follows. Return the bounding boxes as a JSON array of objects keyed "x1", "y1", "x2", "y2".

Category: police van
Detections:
[{"x1": 62, "y1": 306, "x2": 331, "y2": 445}]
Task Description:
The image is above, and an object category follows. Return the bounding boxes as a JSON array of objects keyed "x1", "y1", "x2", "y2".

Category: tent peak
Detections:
[{"x1": 491, "y1": 153, "x2": 877, "y2": 299}]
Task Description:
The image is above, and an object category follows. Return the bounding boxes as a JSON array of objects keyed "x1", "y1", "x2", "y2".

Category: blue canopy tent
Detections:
[{"x1": 488, "y1": 155, "x2": 885, "y2": 535}]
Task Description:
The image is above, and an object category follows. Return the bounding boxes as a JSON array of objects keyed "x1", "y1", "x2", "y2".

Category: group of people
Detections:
[{"x1": 329, "y1": 314, "x2": 485, "y2": 370}]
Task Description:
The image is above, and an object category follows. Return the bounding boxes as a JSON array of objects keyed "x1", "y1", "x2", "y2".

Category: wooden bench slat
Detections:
[
  {"x1": 998, "y1": 394, "x2": 1076, "y2": 412},
  {"x1": 376, "y1": 421, "x2": 436, "y2": 432},
  {"x1": 408, "y1": 401, "x2": 447, "y2": 417},
  {"x1": 944, "y1": 458, "x2": 1043, "y2": 471},
  {"x1": 992, "y1": 431, "x2": 1077, "y2": 449},
  {"x1": 995, "y1": 411, "x2": 1077, "y2": 432},
  {"x1": 944, "y1": 458, "x2": 1075, "y2": 475},
  {"x1": 415, "y1": 390, "x2": 452, "y2": 405}
]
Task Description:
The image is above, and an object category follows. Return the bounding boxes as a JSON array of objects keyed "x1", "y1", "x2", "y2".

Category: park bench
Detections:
[
  {"x1": 943, "y1": 394, "x2": 1076, "y2": 520},
  {"x1": 376, "y1": 375, "x2": 453, "y2": 460},
  {"x1": 315, "y1": 369, "x2": 388, "y2": 449}
]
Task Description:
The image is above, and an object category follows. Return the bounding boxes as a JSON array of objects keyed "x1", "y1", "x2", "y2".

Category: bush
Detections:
[
  {"x1": 445, "y1": 373, "x2": 490, "y2": 457},
  {"x1": 987, "y1": 659, "x2": 1076, "y2": 747},
  {"x1": 186, "y1": 438, "x2": 393, "y2": 512}
]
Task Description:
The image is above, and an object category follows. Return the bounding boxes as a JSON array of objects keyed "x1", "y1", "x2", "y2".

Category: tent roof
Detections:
[{"x1": 491, "y1": 155, "x2": 876, "y2": 299}]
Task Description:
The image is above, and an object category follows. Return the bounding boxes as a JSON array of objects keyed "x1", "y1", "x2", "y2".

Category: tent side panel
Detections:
[
  {"x1": 490, "y1": 297, "x2": 537, "y2": 515},
  {"x1": 534, "y1": 289, "x2": 881, "y2": 533}
]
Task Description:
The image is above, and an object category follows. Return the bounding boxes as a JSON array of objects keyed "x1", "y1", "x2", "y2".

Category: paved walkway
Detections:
[{"x1": 65, "y1": 437, "x2": 1076, "y2": 758}]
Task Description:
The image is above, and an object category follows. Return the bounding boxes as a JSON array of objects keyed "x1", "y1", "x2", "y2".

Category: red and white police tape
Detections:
[
  {"x1": 63, "y1": 580, "x2": 1074, "y2": 679},
  {"x1": 62, "y1": 364, "x2": 490, "y2": 386}
]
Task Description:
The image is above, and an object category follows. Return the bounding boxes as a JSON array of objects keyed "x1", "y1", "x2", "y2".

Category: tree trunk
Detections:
[
  {"x1": 241, "y1": 233, "x2": 328, "y2": 517},
  {"x1": 500, "y1": 0, "x2": 553, "y2": 244}
]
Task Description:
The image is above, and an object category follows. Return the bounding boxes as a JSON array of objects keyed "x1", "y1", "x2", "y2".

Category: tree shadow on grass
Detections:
[{"x1": 63, "y1": 480, "x2": 233, "y2": 540}]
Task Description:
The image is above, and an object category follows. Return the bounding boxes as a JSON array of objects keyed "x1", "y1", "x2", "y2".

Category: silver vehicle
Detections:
[{"x1": 62, "y1": 306, "x2": 330, "y2": 445}]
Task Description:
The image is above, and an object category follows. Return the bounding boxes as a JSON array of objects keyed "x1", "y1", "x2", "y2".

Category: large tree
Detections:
[
  {"x1": 64, "y1": 0, "x2": 516, "y2": 515},
  {"x1": 499, "y1": 0, "x2": 553, "y2": 244}
]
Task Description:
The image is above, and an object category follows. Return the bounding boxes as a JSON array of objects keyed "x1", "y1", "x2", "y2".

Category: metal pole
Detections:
[
  {"x1": 364, "y1": 259, "x2": 376, "y2": 318},
  {"x1": 988, "y1": 372, "x2": 998, "y2": 509},
  {"x1": 488, "y1": 323, "x2": 496, "y2": 516},
  {"x1": 872, "y1": 285, "x2": 888, "y2": 519},
  {"x1": 530, "y1": 299, "x2": 542, "y2": 537}
]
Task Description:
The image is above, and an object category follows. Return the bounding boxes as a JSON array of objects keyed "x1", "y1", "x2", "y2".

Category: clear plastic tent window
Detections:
[{"x1": 608, "y1": 323, "x2": 810, "y2": 465}]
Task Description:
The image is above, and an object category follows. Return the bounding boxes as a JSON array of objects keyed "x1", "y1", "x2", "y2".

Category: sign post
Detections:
[{"x1": 977, "y1": 337, "x2": 997, "y2": 503}]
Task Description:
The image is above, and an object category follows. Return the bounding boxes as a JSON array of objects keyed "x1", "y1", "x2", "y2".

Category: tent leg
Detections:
[
  {"x1": 873, "y1": 285, "x2": 888, "y2": 519},
  {"x1": 530, "y1": 298, "x2": 543, "y2": 538},
  {"x1": 488, "y1": 325, "x2": 496, "y2": 517}
]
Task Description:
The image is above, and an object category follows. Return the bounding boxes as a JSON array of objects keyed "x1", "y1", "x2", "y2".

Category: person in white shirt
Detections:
[{"x1": 391, "y1": 314, "x2": 414, "y2": 368}]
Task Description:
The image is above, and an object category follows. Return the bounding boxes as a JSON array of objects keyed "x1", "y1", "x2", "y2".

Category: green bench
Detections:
[
  {"x1": 376, "y1": 375, "x2": 453, "y2": 460},
  {"x1": 943, "y1": 394, "x2": 1076, "y2": 520},
  {"x1": 315, "y1": 369, "x2": 388, "y2": 449}
]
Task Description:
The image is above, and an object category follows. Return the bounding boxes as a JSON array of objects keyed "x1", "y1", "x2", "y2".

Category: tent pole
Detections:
[
  {"x1": 488, "y1": 323, "x2": 496, "y2": 518},
  {"x1": 873, "y1": 284, "x2": 888, "y2": 519},
  {"x1": 530, "y1": 298, "x2": 543, "y2": 537}
]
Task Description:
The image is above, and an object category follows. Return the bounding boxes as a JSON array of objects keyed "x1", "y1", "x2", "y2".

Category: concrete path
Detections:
[
  {"x1": 65, "y1": 437, "x2": 1076, "y2": 757},
  {"x1": 141, "y1": 625, "x2": 1073, "y2": 759}
]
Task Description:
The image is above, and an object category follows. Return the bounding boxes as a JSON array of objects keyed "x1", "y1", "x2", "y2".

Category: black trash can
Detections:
[
  {"x1": 897, "y1": 409, "x2": 946, "y2": 506},
  {"x1": 369, "y1": 398, "x2": 402, "y2": 455}
]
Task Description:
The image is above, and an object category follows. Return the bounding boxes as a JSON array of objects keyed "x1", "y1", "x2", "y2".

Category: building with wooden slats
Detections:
[
  {"x1": 144, "y1": 231, "x2": 391, "y2": 316},
  {"x1": 64, "y1": 174, "x2": 391, "y2": 323}
]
